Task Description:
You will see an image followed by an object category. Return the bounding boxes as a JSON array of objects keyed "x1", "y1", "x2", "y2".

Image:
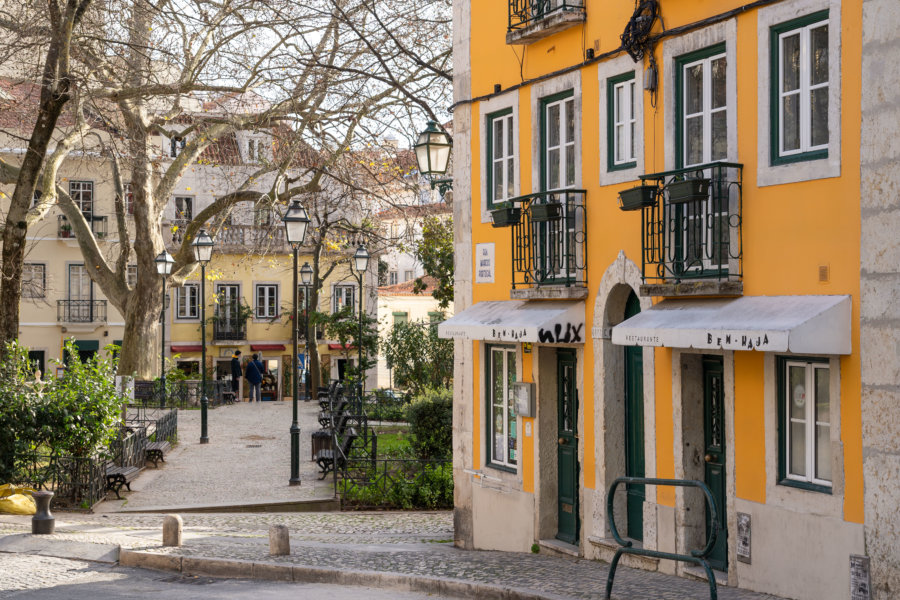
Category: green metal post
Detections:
[{"x1": 200, "y1": 263, "x2": 209, "y2": 444}]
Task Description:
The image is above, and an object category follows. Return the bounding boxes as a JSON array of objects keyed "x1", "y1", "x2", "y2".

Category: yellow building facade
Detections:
[{"x1": 443, "y1": 1, "x2": 897, "y2": 598}]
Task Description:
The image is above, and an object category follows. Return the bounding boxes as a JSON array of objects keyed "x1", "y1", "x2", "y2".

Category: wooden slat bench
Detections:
[
  {"x1": 145, "y1": 440, "x2": 172, "y2": 468},
  {"x1": 105, "y1": 463, "x2": 140, "y2": 499},
  {"x1": 314, "y1": 429, "x2": 357, "y2": 479}
]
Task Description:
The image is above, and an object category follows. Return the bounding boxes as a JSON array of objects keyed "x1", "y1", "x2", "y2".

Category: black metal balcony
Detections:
[
  {"x1": 637, "y1": 162, "x2": 743, "y2": 293},
  {"x1": 57, "y1": 300, "x2": 107, "y2": 323},
  {"x1": 508, "y1": 189, "x2": 586, "y2": 293},
  {"x1": 213, "y1": 319, "x2": 246, "y2": 342},
  {"x1": 507, "y1": 0, "x2": 585, "y2": 44},
  {"x1": 58, "y1": 214, "x2": 108, "y2": 240}
]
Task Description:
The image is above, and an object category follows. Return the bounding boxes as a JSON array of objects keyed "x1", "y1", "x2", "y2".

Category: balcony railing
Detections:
[
  {"x1": 509, "y1": 189, "x2": 587, "y2": 290},
  {"x1": 168, "y1": 221, "x2": 288, "y2": 252},
  {"x1": 638, "y1": 162, "x2": 743, "y2": 285},
  {"x1": 213, "y1": 318, "x2": 247, "y2": 341},
  {"x1": 57, "y1": 300, "x2": 107, "y2": 323},
  {"x1": 508, "y1": 0, "x2": 585, "y2": 42},
  {"x1": 58, "y1": 214, "x2": 108, "y2": 240}
]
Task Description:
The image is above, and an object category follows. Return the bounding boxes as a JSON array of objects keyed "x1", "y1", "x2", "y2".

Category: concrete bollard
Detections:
[
  {"x1": 162, "y1": 514, "x2": 183, "y2": 547},
  {"x1": 269, "y1": 524, "x2": 290, "y2": 556}
]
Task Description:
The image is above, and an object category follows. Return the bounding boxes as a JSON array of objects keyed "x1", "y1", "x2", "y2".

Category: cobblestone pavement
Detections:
[
  {"x1": 0, "y1": 512, "x2": 784, "y2": 600},
  {"x1": 104, "y1": 401, "x2": 334, "y2": 511},
  {"x1": 0, "y1": 554, "x2": 108, "y2": 597}
]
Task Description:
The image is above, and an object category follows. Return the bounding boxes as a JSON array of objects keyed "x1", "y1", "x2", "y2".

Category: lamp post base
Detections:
[
  {"x1": 200, "y1": 396, "x2": 209, "y2": 444},
  {"x1": 289, "y1": 422, "x2": 301, "y2": 486}
]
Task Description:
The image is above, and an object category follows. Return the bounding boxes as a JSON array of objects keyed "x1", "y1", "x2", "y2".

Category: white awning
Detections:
[
  {"x1": 438, "y1": 300, "x2": 585, "y2": 344},
  {"x1": 610, "y1": 295, "x2": 851, "y2": 355}
]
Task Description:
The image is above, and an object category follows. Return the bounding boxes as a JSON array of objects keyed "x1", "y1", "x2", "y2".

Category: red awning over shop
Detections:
[
  {"x1": 170, "y1": 344, "x2": 202, "y2": 353},
  {"x1": 250, "y1": 344, "x2": 286, "y2": 351},
  {"x1": 327, "y1": 343, "x2": 355, "y2": 350}
]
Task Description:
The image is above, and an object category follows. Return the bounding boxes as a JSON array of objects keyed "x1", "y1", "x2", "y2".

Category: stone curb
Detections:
[{"x1": 118, "y1": 549, "x2": 563, "y2": 600}]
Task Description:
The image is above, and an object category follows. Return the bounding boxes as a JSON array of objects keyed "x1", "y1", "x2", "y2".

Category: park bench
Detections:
[
  {"x1": 318, "y1": 398, "x2": 348, "y2": 427},
  {"x1": 145, "y1": 440, "x2": 172, "y2": 468},
  {"x1": 105, "y1": 462, "x2": 140, "y2": 499},
  {"x1": 314, "y1": 429, "x2": 357, "y2": 479}
]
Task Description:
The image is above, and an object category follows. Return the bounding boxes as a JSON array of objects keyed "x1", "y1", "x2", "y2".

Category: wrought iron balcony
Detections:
[
  {"x1": 57, "y1": 300, "x2": 107, "y2": 323},
  {"x1": 507, "y1": 0, "x2": 586, "y2": 44},
  {"x1": 507, "y1": 189, "x2": 586, "y2": 297},
  {"x1": 213, "y1": 319, "x2": 247, "y2": 342},
  {"x1": 167, "y1": 221, "x2": 288, "y2": 253},
  {"x1": 636, "y1": 162, "x2": 743, "y2": 295},
  {"x1": 58, "y1": 214, "x2": 108, "y2": 240}
]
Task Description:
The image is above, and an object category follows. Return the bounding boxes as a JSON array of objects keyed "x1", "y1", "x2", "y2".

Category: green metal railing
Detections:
[
  {"x1": 510, "y1": 189, "x2": 587, "y2": 289},
  {"x1": 508, "y1": 0, "x2": 585, "y2": 31},
  {"x1": 638, "y1": 162, "x2": 743, "y2": 284},
  {"x1": 605, "y1": 477, "x2": 720, "y2": 600}
]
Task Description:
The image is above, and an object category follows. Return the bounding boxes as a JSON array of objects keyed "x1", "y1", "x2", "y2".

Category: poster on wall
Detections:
[
  {"x1": 475, "y1": 243, "x2": 495, "y2": 283},
  {"x1": 850, "y1": 555, "x2": 871, "y2": 600}
]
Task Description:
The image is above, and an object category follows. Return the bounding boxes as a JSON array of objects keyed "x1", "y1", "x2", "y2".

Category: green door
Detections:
[
  {"x1": 556, "y1": 349, "x2": 579, "y2": 544},
  {"x1": 623, "y1": 291, "x2": 645, "y2": 541},
  {"x1": 703, "y1": 356, "x2": 728, "y2": 571}
]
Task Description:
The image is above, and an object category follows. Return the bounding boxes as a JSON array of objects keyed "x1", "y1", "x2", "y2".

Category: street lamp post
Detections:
[
  {"x1": 282, "y1": 200, "x2": 310, "y2": 486},
  {"x1": 192, "y1": 229, "x2": 215, "y2": 445},
  {"x1": 300, "y1": 262, "x2": 313, "y2": 403},
  {"x1": 155, "y1": 250, "x2": 175, "y2": 408},
  {"x1": 414, "y1": 120, "x2": 453, "y2": 196},
  {"x1": 352, "y1": 245, "x2": 370, "y2": 402}
]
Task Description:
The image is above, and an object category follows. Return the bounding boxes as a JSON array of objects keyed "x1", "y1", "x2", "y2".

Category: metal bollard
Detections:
[{"x1": 31, "y1": 491, "x2": 55, "y2": 535}]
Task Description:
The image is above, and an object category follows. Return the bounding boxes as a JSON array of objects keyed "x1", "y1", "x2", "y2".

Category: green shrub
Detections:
[
  {"x1": 341, "y1": 463, "x2": 453, "y2": 509},
  {"x1": 406, "y1": 387, "x2": 452, "y2": 460}
]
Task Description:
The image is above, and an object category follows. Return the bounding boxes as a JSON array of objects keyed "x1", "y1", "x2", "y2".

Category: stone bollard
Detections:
[
  {"x1": 31, "y1": 491, "x2": 55, "y2": 535},
  {"x1": 162, "y1": 514, "x2": 183, "y2": 547},
  {"x1": 269, "y1": 524, "x2": 290, "y2": 556}
]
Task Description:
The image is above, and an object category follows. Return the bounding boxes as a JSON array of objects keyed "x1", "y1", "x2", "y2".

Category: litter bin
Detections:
[{"x1": 311, "y1": 430, "x2": 332, "y2": 460}]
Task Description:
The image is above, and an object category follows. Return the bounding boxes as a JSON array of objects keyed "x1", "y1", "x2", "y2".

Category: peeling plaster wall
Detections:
[{"x1": 861, "y1": 1, "x2": 900, "y2": 597}]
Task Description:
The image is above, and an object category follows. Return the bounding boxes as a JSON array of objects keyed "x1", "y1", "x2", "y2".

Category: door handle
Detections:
[
  {"x1": 704, "y1": 453, "x2": 713, "y2": 463},
  {"x1": 559, "y1": 437, "x2": 567, "y2": 445}
]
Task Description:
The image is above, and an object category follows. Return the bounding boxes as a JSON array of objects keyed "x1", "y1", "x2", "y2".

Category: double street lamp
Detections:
[
  {"x1": 282, "y1": 200, "x2": 310, "y2": 486},
  {"x1": 351, "y1": 244, "x2": 370, "y2": 401},
  {"x1": 155, "y1": 249, "x2": 175, "y2": 408},
  {"x1": 191, "y1": 229, "x2": 215, "y2": 445}
]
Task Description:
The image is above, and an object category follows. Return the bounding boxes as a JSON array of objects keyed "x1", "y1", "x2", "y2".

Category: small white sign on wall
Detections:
[{"x1": 475, "y1": 243, "x2": 495, "y2": 283}]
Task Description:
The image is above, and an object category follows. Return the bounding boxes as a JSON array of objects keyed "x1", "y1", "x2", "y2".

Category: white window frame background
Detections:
[
  {"x1": 613, "y1": 78, "x2": 637, "y2": 166},
  {"x1": 489, "y1": 110, "x2": 515, "y2": 207},
  {"x1": 123, "y1": 183, "x2": 135, "y2": 215},
  {"x1": 126, "y1": 264, "x2": 137, "y2": 289},
  {"x1": 784, "y1": 360, "x2": 832, "y2": 487},
  {"x1": 487, "y1": 345, "x2": 518, "y2": 469},
  {"x1": 332, "y1": 284, "x2": 355, "y2": 313},
  {"x1": 175, "y1": 283, "x2": 200, "y2": 320},
  {"x1": 69, "y1": 180, "x2": 93, "y2": 214},
  {"x1": 757, "y1": 0, "x2": 841, "y2": 186},
  {"x1": 22, "y1": 263, "x2": 46, "y2": 299},
  {"x1": 681, "y1": 51, "x2": 728, "y2": 168},
  {"x1": 255, "y1": 283, "x2": 279, "y2": 319},
  {"x1": 388, "y1": 271, "x2": 398, "y2": 286},
  {"x1": 479, "y1": 90, "x2": 520, "y2": 224},
  {"x1": 543, "y1": 94, "x2": 577, "y2": 191},
  {"x1": 598, "y1": 56, "x2": 644, "y2": 185},
  {"x1": 777, "y1": 19, "x2": 830, "y2": 158},
  {"x1": 174, "y1": 196, "x2": 193, "y2": 221}
]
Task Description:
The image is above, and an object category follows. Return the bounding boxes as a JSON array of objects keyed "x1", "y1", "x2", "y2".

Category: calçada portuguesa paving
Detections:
[{"x1": 0, "y1": 401, "x2": 785, "y2": 599}]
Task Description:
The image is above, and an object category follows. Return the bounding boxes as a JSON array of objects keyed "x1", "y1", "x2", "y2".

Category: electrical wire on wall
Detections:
[{"x1": 621, "y1": 0, "x2": 662, "y2": 108}]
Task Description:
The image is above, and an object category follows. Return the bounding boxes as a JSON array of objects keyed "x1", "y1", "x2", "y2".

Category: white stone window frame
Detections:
[
  {"x1": 664, "y1": 20, "x2": 739, "y2": 170},
  {"x1": 69, "y1": 180, "x2": 94, "y2": 214},
  {"x1": 681, "y1": 50, "x2": 729, "y2": 167},
  {"x1": 757, "y1": 0, "x2": 842, "y2": 186},
  {"x1": 487, "y1": 110, "x2": 516, "y2": 208},
  {"x1": 598, "y1": 55, "x2": 645, "y2": 185},
  {"x1": 332, "y1": 283, "x2": 356, "y2": 314},
  {"x1": 764, "y1": 353, "x2": 845, "y2": 518},
  {"x1": 254, "y1": 283, "x2": 280, "y2": 320},
  {"x1": 485, "y1": 344, "x2": 519, "y2": 471},
  {"x1": 783, "y1": 359, "x2": 833, "y2": 488},
  {"x1": 173, "y1": 195, "x2": 194, "y2": 222},
  {"x1": 175, "y1": 283, "x2": 200, "y2": 321},
  {"x1": 479, "y1": 90, "x2": 520, "y2": 224}
]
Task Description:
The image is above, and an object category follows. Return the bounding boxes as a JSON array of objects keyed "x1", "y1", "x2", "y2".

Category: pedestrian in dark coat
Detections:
[
  {"x1": 246, "y1": 353, "x2": 265, "y2": 402},
  {"x1": 230, "y1": 350, "x2": 243, "y2": 396}
]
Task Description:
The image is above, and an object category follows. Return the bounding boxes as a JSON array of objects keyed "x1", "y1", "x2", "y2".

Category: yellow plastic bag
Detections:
[{"x1": 0, "y1": 484, "x2": 37, "y2": 515}]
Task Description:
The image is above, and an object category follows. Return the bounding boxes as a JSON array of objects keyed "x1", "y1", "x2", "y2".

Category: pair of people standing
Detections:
[{"x1": 230, "y1": 351, "x2": 266, "y2": 402}]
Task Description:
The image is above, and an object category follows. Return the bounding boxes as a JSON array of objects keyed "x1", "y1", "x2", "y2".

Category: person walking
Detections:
[
  {"x1": 246, "y1": 353, "x2": 265, "y2": 403},
  {"x1": 230, "y1": 350, "x2": 243, "y2": 401}
]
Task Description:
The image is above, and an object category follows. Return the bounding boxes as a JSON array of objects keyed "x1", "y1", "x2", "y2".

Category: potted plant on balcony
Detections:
[
  {"x1": 618, "y1": 184, "x2": 657, "y2": 211},
  {"x1": 529, "y1": 198, "x2": 563, "y2": 222},
  {"x1": 59, "y1": 223, "x2": 73, "y2": 238},
  {"x1": 666, "y1": 176, "x2": 710, "y2": 204},
  {"x1": 489, "y1": 201, "x2": 522, "y2": 228}
]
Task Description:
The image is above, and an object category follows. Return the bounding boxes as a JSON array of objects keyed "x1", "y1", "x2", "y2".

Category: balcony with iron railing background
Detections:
[
  {"x1": 500, "y1": 189, "x2": 587, "y2": 299},
  {"x1": 57, "y1": 300, "x2": 107, "y2": 323},
  {"x1": 507, "y1": 0, "x2": 586, "y2": 44},
  {"x1": 627, "y1": 162, "x2": 743, "y2": 297},
  {"x1": 58, "y1": 214, "x2": 108, "y2": 240},
  {"x1": 168, "y1": 220, "x2": 289, "y2": 253}
]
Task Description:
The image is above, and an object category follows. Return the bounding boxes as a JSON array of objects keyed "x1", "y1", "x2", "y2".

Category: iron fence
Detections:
[
  {"x1": 511, "y1": 189, "x2": 587, "y2": 289},
  {"x1": 15, "y1": 453, "x2": 106, "y2": 510},
  {"x1": 57, "y1": 300, "x2": 107, "y2": 323},
  {"x1": 131, "y1": 379, "x2": 227, "y2": 410},
  {"x1": 110, "y1": 426, "x2": 148, "y2": 470},
  {"x1": 338, "y1": 458, "x2": 453, "y2": 510},
  {"x1": 639, "y1": 162, "x2": 743, "y2": 284},
  {"x1": 508, "y1": 0, "x2": 585, "y2": 31}
]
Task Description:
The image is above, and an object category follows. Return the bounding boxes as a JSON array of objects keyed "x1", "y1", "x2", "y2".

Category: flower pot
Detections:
[
  {"x1": 618, "y1": 185, "x2": 657, "y2": 211},
  {"x1": 529, "y1": 202, "x2": 563, "y2": 222},
  {"x1": 490, "y1": 206, "x2": 522, "y2": 228},
  {"x1": 666, "y1": 178, "x2": 710, "y2": 204}
]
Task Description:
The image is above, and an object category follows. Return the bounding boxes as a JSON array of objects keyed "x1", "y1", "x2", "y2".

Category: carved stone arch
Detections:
[{"x1": 589, "y1": 250, "x2": 658, "y2": 550}]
